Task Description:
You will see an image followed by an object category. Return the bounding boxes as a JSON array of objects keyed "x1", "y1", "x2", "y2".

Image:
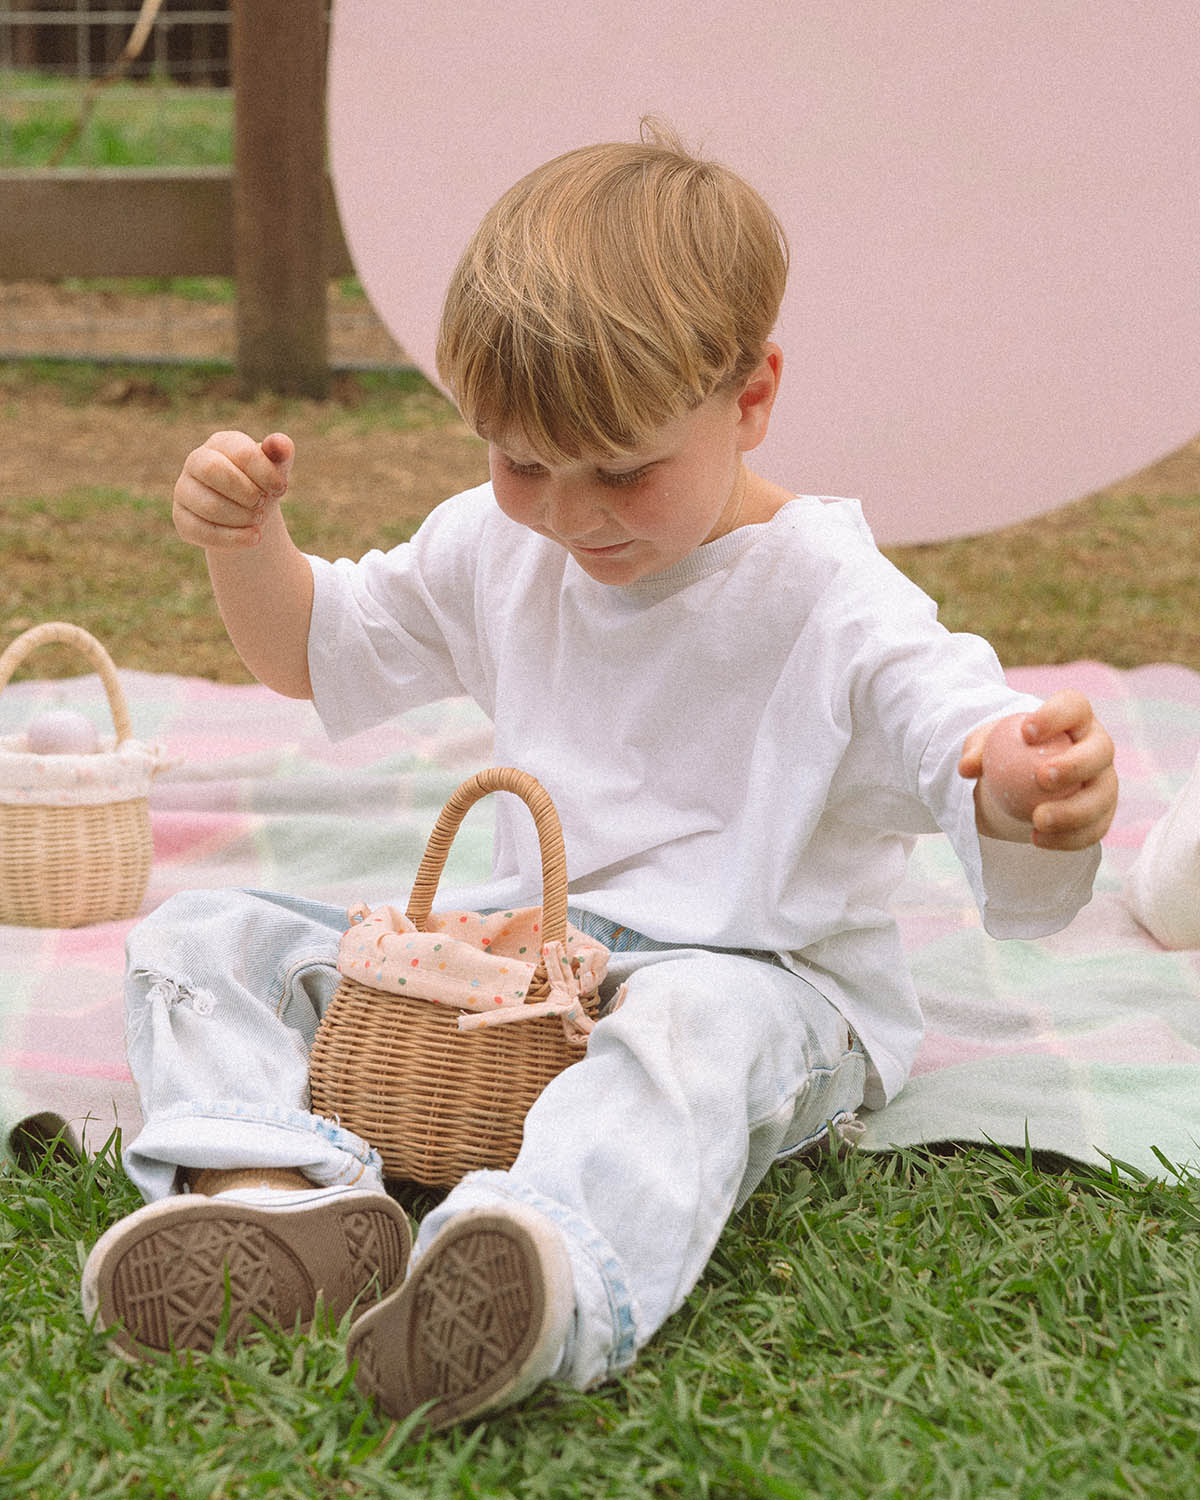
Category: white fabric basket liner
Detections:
[{"x1": 0, "y1": 734, "x2": 170, "y2": 807}]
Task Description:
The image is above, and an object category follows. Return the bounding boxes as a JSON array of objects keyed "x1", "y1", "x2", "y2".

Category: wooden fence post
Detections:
[{"x1": 232, "y1": 0, "x2": 329, "y2": 398}]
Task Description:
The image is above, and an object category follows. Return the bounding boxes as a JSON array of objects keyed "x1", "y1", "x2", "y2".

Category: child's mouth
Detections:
[{"x1": 572, "y1": 540, "x2": 632, "y2": 557}]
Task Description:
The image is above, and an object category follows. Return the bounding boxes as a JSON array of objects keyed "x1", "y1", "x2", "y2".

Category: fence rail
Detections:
[{"x1": 0, "y1": 166, "x2": 352, "y2": 277}]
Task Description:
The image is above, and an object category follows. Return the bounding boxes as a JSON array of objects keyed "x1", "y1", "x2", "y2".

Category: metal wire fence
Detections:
[
  {"x1": 0, "y1": 2, "x2": 406, "y2": 370},
  {"x1": 1, "y1": 3, "x2": 231, "y2": 86}
]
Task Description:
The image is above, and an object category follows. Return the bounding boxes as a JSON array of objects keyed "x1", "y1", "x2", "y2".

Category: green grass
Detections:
[
  {"x1": 0, "y1": 364, "x2": 470, "y2": 678},
  {"x1": 0, "y1": 358, "x2": 435, "y2": 416},
  {"x1": 0, "y1": 72, "x2": 374, "y2": 307},
  {"x1": 4, "y1": 1129, "x2": 1200, "y2": 1498},
  {"x1": 0, "y1": 70, "x2": 232, "y2": 169},
  {"x1": 885, "y1": 491, "x2": 1200, "y2": 671},
  {"x1": 0, "y1": 69, "x2": 376, "y2": 305},
  {"x1": 1, "y1": 483, "x2": 424, "y2": 679}
]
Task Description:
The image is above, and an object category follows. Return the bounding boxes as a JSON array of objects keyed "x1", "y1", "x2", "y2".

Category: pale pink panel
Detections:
[{"x1": 328, "y1": 1, "x2": 1200, "y2": 543}]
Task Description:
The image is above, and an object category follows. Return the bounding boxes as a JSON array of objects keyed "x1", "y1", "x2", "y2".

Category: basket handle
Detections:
[
  {"x1": 0, "y1": 622, "x2": 134, "y2": 743},
  {"x1": 406, "y1": 767, "x2": 568, "y2": 950}
]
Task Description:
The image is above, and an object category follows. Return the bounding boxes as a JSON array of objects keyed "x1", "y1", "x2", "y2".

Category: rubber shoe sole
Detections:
[
  {"x1": 81, "y1": 1187, "x2": 411, "y2": 1360},
  {"x1": 347, "y1": 1205, "x2": 573, "y2": 1430}
]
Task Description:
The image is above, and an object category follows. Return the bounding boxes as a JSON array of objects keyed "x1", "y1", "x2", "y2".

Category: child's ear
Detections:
[{"x1": 735, "y1": 343, "x2": 783, "y2": 452}]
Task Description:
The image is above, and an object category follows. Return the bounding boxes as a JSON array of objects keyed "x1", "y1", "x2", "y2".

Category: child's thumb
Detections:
[{"x1": 260, "y1": 431, "x2": 295, "y2": 481}]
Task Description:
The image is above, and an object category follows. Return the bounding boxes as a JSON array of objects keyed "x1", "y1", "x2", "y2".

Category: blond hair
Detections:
[{"x1": 436, "y1": 122, "x2": 789, "y2": 461}]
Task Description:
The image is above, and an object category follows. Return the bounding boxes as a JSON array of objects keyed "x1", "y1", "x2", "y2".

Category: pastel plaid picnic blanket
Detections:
[{"x1": 0, "y1": 661, "x2": 1197, "y2": 1178}]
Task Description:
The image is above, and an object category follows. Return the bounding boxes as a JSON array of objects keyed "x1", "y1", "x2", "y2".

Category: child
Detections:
[{"x1": 81, "y1": 126, "x2": 1118, "y2": 1428}]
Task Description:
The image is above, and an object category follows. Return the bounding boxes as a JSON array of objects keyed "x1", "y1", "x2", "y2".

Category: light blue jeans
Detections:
[{"x1": 122, "y1": 888, "x2": 867, "y2": 1389}]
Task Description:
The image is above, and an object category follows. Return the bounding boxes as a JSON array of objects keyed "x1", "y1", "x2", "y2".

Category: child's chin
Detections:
[{"x1": 570, "y1": 544, "x2": 648, "y2": 582}]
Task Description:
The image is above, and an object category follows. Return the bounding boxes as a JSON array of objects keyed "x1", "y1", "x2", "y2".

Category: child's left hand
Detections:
[{"x1": 958, "y1": 691, "x2": 1118, "y2": 849}]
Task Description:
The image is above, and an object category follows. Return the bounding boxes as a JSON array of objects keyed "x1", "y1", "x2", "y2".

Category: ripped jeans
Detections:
[{"x1": 122, "y1": 887, "x2": 867, "y2": 1389}]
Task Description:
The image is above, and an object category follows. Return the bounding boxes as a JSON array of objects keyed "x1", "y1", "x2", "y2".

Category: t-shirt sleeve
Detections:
[
  {"x1": 907, "y1": 638, "x2": 1101, "y2": 940},
  {"x1": 304, "y1": 488, "x2": 491, "y2": 742},
  {"x1": 829, "y1": 521, "x2": 1101, "y2": 940}
]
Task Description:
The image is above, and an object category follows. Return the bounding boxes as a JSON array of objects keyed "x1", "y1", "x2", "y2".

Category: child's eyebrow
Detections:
[
  {"x1": 492, "y1": 444, "x2": 660, "y2": 472},
  {"x1": 596, "y1": 459, "x2": 657, "y2": 480},
  {"x1": 495, "y1": 448, "x2": 546, "y2": 469}
]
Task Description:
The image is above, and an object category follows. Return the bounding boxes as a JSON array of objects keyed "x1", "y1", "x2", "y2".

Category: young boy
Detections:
[{"x1": 82, "y1": 127, "x2": 1117, "y2": 1428}]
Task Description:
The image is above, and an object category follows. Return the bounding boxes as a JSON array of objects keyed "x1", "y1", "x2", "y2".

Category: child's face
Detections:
[{"x1": 488, "y1": 387, "x2": 759, "y2": 585}]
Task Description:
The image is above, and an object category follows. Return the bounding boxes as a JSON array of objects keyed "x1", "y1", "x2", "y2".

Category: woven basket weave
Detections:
[
  {"x1": 309, "y1": 766, "x2": 598, "y2": 1187},
  {"x1": 0, "y1": 622, "x2": 152, "y2": 927}
]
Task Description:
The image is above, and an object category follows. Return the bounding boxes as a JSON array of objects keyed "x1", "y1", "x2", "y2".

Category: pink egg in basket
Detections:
[
  {"x1": 980, "y1": 713, "x2": 1073, "y2": 820},
  {"x1": 26, "y1": 708, "x2": 100, "y2": 755}
]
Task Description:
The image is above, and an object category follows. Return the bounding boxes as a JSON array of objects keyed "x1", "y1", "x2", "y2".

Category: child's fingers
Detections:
[
  {"x1": 173, "y1": 483, "x2": 265, "y2": 540},
  {"x1": 957, "y1": 721, "x2": 993, "y2": 779},
  {"x1": 1023, "y1": 693, "x2": 1115, "y2": 791},
  {"x1": 260, "y1": 430, "x2": 295, "y2": 482},
  {"x1": 173, "y1": 501, "x2": 263, "y2": 550},
  {"x1": 172, "y1": 430, "x2": 294, "y2": 549},
  {"x1": 1032, "y1": 764, "x2": 1119, "y2": 849},
  {"x1": 1024, "y1": 690, "x2": 1093, "y2": 744},
  {"x1": 1043, "y1": 719, "x2": 1114, "y2": 792},
  {"x1": 185, "y1": 433, "x2": 282, "y2": 506},
  {"x1": 173, "y1": 467, "x2": 264, "y2": 549}
]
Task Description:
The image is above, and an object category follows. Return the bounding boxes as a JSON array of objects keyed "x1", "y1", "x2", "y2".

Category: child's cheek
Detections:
[{"x1": 491, "y1": 480, "x2": 536, "y2": 531}]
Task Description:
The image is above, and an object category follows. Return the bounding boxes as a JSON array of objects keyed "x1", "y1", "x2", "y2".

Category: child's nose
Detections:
[{"x1": 545, "y1": 480, "x2": 604, "y2": 539}]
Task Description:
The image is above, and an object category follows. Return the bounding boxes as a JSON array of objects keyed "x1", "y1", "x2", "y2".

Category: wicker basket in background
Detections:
[
  {"x1": 309, "y1": 766, "x2": 600, "y2": 1187},
  {"x1": 0, "y1": 622, "x2": 154, "y2": 927}
]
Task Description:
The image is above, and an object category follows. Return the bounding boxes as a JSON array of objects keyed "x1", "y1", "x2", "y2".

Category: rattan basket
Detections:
[
  {"x1": 309, "y1": 766, "x2": 600, "y2": 1187},
  {"x1": 0, "y1": 622, "x2": 155, "y2": 927}
]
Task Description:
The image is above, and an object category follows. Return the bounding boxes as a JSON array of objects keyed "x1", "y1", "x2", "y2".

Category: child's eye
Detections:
[
  {"x1": 502, "y1": 458, "x2": 547, "y2": 479},
  {"x1": 598, "y1": 465, "x2": 652, "y2": 489}
]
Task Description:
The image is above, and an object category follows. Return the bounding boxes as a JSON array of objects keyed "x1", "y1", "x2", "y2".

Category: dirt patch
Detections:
[
  {"x1": 0, "y1": 279, "x2": 407, "y2": 368},
  {"x1": 0, "y1": 377, "x2": 490, "y2": 524},
  {"x1": 0, "y1": 282, "x2": 490, "y2": 522}
]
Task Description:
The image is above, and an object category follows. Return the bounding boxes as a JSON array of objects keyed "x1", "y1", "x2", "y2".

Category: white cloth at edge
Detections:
[
  {"x1": 306, "y1": 486, "x2": 1099, "y2": 1109},
  {"x1": 1125, "y1": 749, "x2": 1200, "y2": 948}
]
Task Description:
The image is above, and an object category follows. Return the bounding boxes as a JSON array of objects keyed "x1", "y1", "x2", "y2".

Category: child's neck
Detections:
[{"x1": 739, "y1": 468, "x2": 793, "y2": 529}]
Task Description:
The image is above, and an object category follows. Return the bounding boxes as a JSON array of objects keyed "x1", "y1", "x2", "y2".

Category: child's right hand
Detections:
[{"x1": 173, "y1": 430, "x2": 295, "y2": 549}]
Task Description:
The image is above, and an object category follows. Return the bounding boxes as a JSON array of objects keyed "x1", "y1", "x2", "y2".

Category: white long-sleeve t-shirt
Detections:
[{"x1": 307, "y1": 485, "x2": 1099, "y2": 1107}]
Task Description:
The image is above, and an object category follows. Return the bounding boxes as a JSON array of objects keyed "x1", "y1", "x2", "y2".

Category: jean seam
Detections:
[
  {"x1": 773, "y1": 1107, "x2": 861, "y2": 1161},
  {"x1": 273, "y1": 946, "x2": 340, "y2": 1021}
]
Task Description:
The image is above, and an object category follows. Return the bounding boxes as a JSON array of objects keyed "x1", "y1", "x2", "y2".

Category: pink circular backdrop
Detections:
[{"x1": 328, "y1": 1, "x2": 1200, "y2": 544}]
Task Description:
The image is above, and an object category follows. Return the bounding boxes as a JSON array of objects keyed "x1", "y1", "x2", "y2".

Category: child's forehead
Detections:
[
  {"x1": 488, "y1": 400, "x2": 709, "y2": 466},
  {"x1": 486, "y1": 423, "x2": 633, "y2": 462},
  {"x1": 488, "y1": 425, "x2": 640, "y2": 467}
]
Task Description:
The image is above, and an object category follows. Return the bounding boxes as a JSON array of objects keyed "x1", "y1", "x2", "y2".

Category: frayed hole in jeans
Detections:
[{"x1": 147, "y1": 976, "x2": 217, "y2": 1017}]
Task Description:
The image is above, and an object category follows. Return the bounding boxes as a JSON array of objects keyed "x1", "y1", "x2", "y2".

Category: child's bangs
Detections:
[{"x1": 450, "y1": 311, "x2": 705, "y2": 464}]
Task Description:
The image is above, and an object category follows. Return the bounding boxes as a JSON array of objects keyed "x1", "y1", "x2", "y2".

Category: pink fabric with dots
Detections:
[{"x1": 337, "y1": 902, "x2": 609, "y2": 1041}]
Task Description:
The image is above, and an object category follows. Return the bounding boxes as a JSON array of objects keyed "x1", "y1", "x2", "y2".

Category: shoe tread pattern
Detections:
[
  {"x1": 109, "y1": 1218, "x2": 308, "y2": 1351},
  {"x1": 413, "y1": 1229, "x2": 536, "y2": 1397},
  {"x1": 341, "y1": 1206, "x2": 408, "y2": 1302}
]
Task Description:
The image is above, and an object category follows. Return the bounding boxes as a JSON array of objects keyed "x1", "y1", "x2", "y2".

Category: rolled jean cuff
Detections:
[
  {"x1": 122, "y1": 1098, "x2": 385, "y2": 1202},
  {"x1": 417, "y1": 1168, "x2": 641, "y2": 1388}
]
